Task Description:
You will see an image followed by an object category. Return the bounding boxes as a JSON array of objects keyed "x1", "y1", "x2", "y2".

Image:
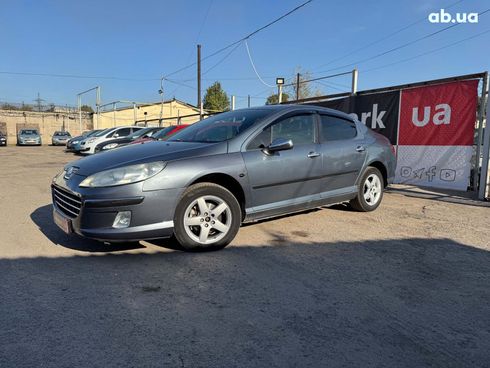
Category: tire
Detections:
[
  {"x1": 350, "y1": 167, "x2": 384, "y2": 212},
  {"x1": 173, "y1": 182, "x2": 241, "y2": 251}
]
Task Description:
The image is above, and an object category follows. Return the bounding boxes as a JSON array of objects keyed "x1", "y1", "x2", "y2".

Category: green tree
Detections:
[
  {"x1": 81, "y1": 105, "x2": 94, "y2": 113},
  {"x1": 203, "y1": 82, "x2": 229, "y2": 112},
  {"x1": 265, "y1": 92, "x2": 290, "y2": 105}
]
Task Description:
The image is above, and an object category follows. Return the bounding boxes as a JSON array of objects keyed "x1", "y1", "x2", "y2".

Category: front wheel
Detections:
[
  {"x1": 350, "y1": 167, "x2": 384, "y2": 212},
  {"x1": 173, "y1": 183, "x2": 241, "y2": 251}
]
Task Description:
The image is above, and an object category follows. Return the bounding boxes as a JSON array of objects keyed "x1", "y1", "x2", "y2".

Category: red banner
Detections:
[{"x1": 398, "y1": 80, "x2": 478, "y2": 146}]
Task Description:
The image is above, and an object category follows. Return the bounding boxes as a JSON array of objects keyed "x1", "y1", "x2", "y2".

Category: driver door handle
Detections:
[{"x1": 307, "y1": 152, "x2": 320, "y2": 158}]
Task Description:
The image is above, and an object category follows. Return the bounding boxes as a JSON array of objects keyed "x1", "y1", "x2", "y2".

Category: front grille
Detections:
[{"x1": 52, "y1": 185, "x2": 82, "y2": 218}]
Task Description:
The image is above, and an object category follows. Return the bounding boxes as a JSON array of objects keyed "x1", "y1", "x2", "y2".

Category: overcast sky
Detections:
[{"x1": 0, "y1": 0, "x2": 488, "y2": 109}]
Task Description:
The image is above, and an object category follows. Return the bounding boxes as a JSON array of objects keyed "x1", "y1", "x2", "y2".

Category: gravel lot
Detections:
[{"x1": 0, "y1": 146, "x2": 489, "y2": 367}]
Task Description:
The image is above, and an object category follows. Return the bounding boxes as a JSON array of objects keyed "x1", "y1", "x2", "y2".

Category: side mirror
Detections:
[{"x1": 265, "y1": 138, "x2": 293, "y2": 154}]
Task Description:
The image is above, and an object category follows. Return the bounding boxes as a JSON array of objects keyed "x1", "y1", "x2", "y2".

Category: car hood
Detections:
[
  {"x1": 69, "y1": 135, "x2": 84, "y2": 142},
  {"x1": 67, "y1": 141, "x2": 227, "y2": 176}
]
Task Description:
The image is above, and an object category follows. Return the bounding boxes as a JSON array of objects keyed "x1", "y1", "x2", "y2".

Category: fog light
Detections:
[{"x1": 113, "y1": 211, "x2": 131, "y2": 228}]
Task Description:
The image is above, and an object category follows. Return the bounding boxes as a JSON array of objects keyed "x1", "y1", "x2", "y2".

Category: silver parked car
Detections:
[
  {"x1": 17, "y1": 129, "x2": 42, "y2": 146},
  {"x1": 52, "y1": 131, "x2": 71, "y2": 146},
  {"x1": 52, "y1": 105, "x2": 396, "y2": 251}
]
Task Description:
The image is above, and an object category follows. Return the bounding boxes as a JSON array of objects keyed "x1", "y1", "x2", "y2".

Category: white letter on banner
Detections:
[
  {"x1": 412, "y1": 106, "x2": 431, "y2": 127},
  {"x1": 371, "y1": 104, "x2": 386, "y2": 129},
  {"x1": 433, "y1": 104, "x2": 451, "y2": 125}
]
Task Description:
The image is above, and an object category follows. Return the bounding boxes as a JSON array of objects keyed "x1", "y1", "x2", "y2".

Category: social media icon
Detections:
[
  {"x1": 440, "y1": 169, "x2": 456, "y2": 181},
  {"x1": 400, "y1": 166, "x2": 412, "y2": 178}
]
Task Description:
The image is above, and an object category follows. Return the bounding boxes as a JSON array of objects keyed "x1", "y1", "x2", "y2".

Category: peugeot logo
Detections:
[{"x1": 64, "y1": 166, "x2": 79, "y2": 180}]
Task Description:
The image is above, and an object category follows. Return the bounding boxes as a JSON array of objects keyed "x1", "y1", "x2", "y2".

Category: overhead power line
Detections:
[
  {"x1": 362, "y1": 28, "x2": 490, "y2": 74},
  {"x1": 163, "y1": 0, "x2": 314, "y2": 78},
  {"x1": 314, "y1": 7, "x2": 490, "y2": 75},
  {"x1": 244, "y1": 40, "x2": 276, "y2": 88},
  {"x1": 203, "y1": 41, "x2": 243, "y2": 75},
  {"x1": 312, "y1": 0, "x2": 465, "y2": 71}
]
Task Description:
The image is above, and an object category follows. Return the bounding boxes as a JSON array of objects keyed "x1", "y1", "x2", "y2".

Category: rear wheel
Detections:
[
  {"x1": 350, "y1": 167, "x2": 384, "y2": 212},
  {"x1": 173, "y1": 183, "x2": 241, "y2": 251}
]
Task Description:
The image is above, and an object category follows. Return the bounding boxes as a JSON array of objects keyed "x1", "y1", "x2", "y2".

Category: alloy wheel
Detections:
[{"x1": 183, "y1": 195, "x2": 232, "y2": 245}]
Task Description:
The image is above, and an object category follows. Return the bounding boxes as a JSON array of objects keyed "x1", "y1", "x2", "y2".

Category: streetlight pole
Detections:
[{"x1": 276, "y1": 78, "x2": 285, "y2": 104}]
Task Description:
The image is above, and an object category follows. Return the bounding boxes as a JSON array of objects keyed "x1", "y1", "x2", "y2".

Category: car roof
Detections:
[{"x1": 232, "y1": 104, "x2": 354, "y2": 120}]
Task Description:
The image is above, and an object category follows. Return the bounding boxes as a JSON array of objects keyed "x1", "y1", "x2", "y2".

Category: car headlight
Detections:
[
  {"x1": 103, "y1": 143, "x2": 118, "y2": 150},
  {"x1": 72, "y1": 140, "x2": 79, "y2": 144},
  {"x1": 79, "y1": 162, "x2": 165, "y2": 188},
  {"x1": 86, "y1": 137, "x2": 97, "y2": 144}
]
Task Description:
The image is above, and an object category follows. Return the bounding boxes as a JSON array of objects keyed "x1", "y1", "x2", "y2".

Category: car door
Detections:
[
  {"x1": 111, "y1": 127, "x2": 132, "y2": 139},
  {"x1": 241, "y1": 113, "x2": 323, "y2": 211},
  {"x1": 317, "y1": 114, "x2": 367, "y2": 193}
]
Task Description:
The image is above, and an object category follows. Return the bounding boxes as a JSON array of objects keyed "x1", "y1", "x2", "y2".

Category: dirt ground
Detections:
[{"x1": 0, "y1": 146, "x2": 489, "y2": 367}]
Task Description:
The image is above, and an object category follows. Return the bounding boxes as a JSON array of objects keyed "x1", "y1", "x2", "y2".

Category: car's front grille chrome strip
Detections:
[{"x1": 52, "y1": 185, "x2": 82, "y2": 219}]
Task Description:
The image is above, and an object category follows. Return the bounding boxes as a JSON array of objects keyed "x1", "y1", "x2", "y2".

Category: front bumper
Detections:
[
  {"x1": 51, "y1": 177, "x2": 181, "y2": 242},
  {"x1": 53, "y1": 139, "x2": 68, "y2": 145},
  {"x1": 18, "y1": 140, "x2": 41, "y2": 145}
]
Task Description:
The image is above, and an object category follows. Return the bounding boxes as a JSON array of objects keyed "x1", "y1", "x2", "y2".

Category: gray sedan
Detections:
[{"x1": 52, "y1": 105, "x2": 396, "y2": 251}]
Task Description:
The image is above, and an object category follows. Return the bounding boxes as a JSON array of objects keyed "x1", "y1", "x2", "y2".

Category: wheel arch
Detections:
[
  {"x1": 190, "y1": 173, "x2": 247, "y2": 220},
  {"x1": 366, "y1": 161, "x2": 388, "y2": 188}
]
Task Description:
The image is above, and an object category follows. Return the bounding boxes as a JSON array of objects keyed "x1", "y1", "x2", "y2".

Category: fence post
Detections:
[
  {"x1": 478, "y1": 87, "x2": 489, "y2": 200},
  {"x1": 474, "y1": 72, "x2": 488, "y2": 193},
  {"x1": 351, "y1": 68, "x2": 358, "y2": 95}
]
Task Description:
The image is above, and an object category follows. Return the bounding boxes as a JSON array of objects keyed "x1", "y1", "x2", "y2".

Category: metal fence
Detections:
[{"x1": 0, "y1": 101, "x2": 80, "y2": 113}]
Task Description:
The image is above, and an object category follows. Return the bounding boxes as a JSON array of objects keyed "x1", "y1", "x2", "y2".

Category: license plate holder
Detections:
[{"x1": 53, "y1": 209, "x2": 72, "y2": 234}]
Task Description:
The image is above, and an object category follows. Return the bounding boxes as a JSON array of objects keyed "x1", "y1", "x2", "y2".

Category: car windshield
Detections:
[
  {"x1": 86, "y1": 130, "x2": 101, "y2": 137},
  {"x1": 21, "y1": 130, "x2": 38, "y2": 135},
  {"x1": 152, "y1": 126, "x2": 177, "y2": 140},
  {"x1": 127, "y1": 128, "x2": 154, "y2": 140},
  {"x1": 95, "y1": 128, "x2": 113, "y2": 137},
  {"x1": 168, "y1": 110, "x2": 273, "y2": 143},
  {"x1": 55, "y1": 132, "x2": 70, "y2": 136}
]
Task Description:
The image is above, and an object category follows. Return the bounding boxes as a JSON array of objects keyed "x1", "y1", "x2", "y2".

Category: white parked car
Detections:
[{"x1": 79, "y1": 126, "x2": 144, "y2": 154}]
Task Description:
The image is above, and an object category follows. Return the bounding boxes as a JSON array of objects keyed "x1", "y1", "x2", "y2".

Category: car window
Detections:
[
  {"x1": 108, "y1": 128, "x2": 131, "y2": 138},
  {"x1": 247, "y1": 114, "x2": 315, "y2": 150},
  {"x1": 117, "y1": 128, "x2": 132, "y2": 137},
  {"x1": 320, "y1": 115, "x2": 357, "y2": 141}
]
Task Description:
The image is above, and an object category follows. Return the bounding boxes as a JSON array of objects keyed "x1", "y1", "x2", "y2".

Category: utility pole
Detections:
[
  {"x1": 197, "y1": 44, "x2": 202, "y2": 119},
  {"x1": 247, "y1": 95, "x2": 251, "y2": 108},
  {"x1": 231, "y1": 95, "x2": 236, "y2": 110},
  {"x1": 296, "y1": 73, "x2": 301, "y2": 100},
  {"x1": 159, "y1": 77, "x2": 164, "y2": 126}
]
